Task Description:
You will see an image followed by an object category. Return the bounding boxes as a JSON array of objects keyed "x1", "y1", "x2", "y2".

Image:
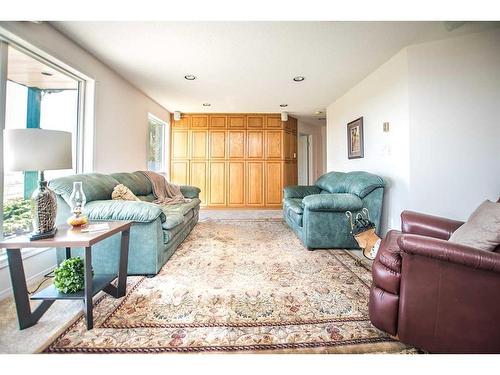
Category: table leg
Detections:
[
  {"x1": 65, "y1": 247, "x2": 71, "y2": 260},
  {"x1": 116, "y1": 229, "x2": 130, "y2": 297},
  {"x1": 7, "y1": 248, "x2": 54, "y2": 330},
  {"x1": 83, "y1": 246, "x2": 93, "y2": 329}
]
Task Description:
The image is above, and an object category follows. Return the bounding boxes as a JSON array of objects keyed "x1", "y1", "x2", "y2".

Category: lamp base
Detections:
[{"x1": 29, "y1": 227, "x2": 58, "y2": 241}]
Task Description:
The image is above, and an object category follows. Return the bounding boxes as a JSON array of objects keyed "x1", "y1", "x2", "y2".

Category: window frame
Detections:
[
  {"x1": 0, "y1": 34, "x2": 91, "y2": 263},
  {"x1": 147, "y1": 113, "x2": 169, "y2": 176}
]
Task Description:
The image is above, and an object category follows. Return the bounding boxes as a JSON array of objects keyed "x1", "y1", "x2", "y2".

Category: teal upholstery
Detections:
[
  {"x1": 283, "y1": 171, "x2": 385, "y2": 250},
  {"x1": 49, "y1": 172, "x2": 200, "y2": 275}
]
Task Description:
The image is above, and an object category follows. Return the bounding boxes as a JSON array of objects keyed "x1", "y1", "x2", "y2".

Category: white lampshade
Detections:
[{"x1": 4, "y1": 128, "x2": 72, "y2": 172}]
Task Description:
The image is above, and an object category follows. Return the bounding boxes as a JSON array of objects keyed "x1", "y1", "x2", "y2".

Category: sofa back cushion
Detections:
[
  {"x1": 110, "y1": 171, "x2": 152, "y2": 197},
  {"x1": 49, "y1": 173, "x2": 119, "y2": 205},
  {"x1": 315, "y1": 171, "x2": 385, "y2": 198}
]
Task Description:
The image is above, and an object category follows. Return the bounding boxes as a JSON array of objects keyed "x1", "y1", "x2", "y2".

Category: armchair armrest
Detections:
[
  {"x1": 302, "y1": 193, "x2": 363, "y2": 212},
  {"x1": 84, "y1": 200, "x2": 166, "y2": 223},
  {"x1": 398, "y1": 234, "x2": 500, "y2": 274},
  {"x1": 401, "y1": 210, "x2": 464, "y2": 240},
  {"x1": 283, "y1": 185, "x2": 322, "y2": 199},
  {"x1": 180, "y1": 185, "x2": 201, "y2": 199}
]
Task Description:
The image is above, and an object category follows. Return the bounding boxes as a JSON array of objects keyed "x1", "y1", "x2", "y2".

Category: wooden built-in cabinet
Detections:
[{"x1": 170, "y1": 113, "x2": 298, "y2": 208}]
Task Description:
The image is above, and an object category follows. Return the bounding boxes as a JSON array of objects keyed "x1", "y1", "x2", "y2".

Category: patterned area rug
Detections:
[{"x1": 43, "y1": 219, "x2": 411, "y2": 353}]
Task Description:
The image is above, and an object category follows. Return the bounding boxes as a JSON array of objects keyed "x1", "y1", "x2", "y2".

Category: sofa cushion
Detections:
[
  {"x1": 449, "y1": 200, "x2": 500, "y2": 252},
  {"x1": 85, "y1": 200, "x2": 165, "y2": 223},
  {"x1": 302, "y1": 193, "x2": 363, "y2": 212},
  {"x1": 49, "y1": 173, "x2": 119, "y2": 204},
  {"x1": 315, "y1": 171, "x2": 385, "y2": 198},
  {"x1": 110, "y1": 171, "x2": 152, "y2": 196},
  {"x1": 160, "y1": 198, "x2": 201, "y2": 230}
]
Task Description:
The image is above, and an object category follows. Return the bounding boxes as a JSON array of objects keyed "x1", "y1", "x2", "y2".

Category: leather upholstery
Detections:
[
  {"x1": 50, "y1": 172, "x2": 200, "y2": 275},
  {"x1": 302, "y1": 193, "x2": 363, "y2": 212},
  {"x1": 283, "y1": 171, "x2": 385, "y2": 249},
  {"x1": 401, "y1": 210, "x2": 464, "y2": 240},
  {"x1": 370, "y1": 209, "x2": 500, "y2": 353}
]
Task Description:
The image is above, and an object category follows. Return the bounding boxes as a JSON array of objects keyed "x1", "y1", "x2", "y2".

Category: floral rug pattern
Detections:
[{"x1": 44, "y1": 219, "x2": 409, "y2": 353}]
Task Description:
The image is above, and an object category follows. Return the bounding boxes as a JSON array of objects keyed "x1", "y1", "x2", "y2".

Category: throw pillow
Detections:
[
  {"x1": 112, "y1": 184, "x2": 140, "y2": 201},
  {"x1": 449, "y1": 200, "x2": 500, "y2": 251}
]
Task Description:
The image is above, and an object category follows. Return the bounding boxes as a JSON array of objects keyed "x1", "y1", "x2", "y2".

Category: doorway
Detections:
[{"x1": 298, "y1": 134, "x2": 313, "y2": 185}]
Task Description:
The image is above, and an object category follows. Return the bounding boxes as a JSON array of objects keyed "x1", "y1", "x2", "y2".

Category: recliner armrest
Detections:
[
  {"x1": 302, "y1": 193, "x2": 363, "y2": 212},
  {"x1": 84, "y1": 200, "x2": 166, "y2": 223},
  {"x1": 180, "y1": 185, "x2": 201, "y2": 199},
  {"x1": 398, "y1": 234, "x2": 500, "y2": 274},
  {"x1": 401, "y1": 210, "x2": 464, "y2": 240},
  {"x1": 283, "y1": 185, "x2": 322, "y2": 199}
]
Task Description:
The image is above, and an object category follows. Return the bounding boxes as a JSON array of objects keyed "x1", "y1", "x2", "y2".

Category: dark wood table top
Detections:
[{"x1": 0, "y1": 221, "x2": 132, "y2": 249}]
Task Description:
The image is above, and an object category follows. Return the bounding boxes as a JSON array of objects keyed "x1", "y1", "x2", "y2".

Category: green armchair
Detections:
[{"x1": 283, "y1": 171, "x2": 386, "y2": 250}]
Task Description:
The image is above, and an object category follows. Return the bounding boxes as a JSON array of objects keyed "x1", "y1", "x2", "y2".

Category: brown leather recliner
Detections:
[{"x1": 369, "y1": 209, "x2": 500, "y2": 353}]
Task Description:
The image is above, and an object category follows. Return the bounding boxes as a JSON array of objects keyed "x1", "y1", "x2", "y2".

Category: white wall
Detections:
[
  {"x1": 407, "y1": 29, "x2": 500, "y2": 220},
  {"x1": 326, "y1": 28, "x2": 500, "y2": 233},
  {"x1": 297, "y1": 120, "x2": 326, "y2": 184},
  {"x1": 326, "y1": 49, "x2": 410, "y2": 232},
  {"x1": 0, "y1": 22, "x2": 170, "y2": 299},
  {"x1": 0, "y1": 21, "x2": 170, "y2": 173}
]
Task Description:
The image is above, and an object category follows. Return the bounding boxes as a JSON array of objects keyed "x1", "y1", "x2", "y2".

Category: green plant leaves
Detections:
[{"x1": 53, "y1": 257, "x2": 85, "y2": 294}]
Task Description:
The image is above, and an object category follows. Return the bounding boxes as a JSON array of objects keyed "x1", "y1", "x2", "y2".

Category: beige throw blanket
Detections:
[{"x1": 140, "y1": 171, "x2": 189, "y2": 205}]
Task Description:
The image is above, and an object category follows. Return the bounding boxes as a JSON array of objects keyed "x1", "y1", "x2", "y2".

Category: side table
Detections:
[{"x1": 0, "y1": 221, "x2": 132, "y2": 330}]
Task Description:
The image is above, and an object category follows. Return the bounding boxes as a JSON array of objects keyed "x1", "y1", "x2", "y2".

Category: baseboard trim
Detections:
[{"x1": 0, "y1": 264, "x2": 56, "y2": 301}]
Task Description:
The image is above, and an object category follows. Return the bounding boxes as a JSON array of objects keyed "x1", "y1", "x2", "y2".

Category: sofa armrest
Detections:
[
  {"x1": 84, "y1": 200, "x2": 166, "y2": 223},
  {"x1": 283, "y1": 185, "x2": 322, "y2": 199},
  {"x1": 302, "y1": 193, "x2": 363, "y2": 212},
  {"x1": 180, "y1": 185, "x2": 200, "y2": 199},
  {"x1": 398, "y1": 234, "x2": 500, "y2": 274},
  {"x1": 401, "y1": 210, "x2": 464, "y2": 240}
]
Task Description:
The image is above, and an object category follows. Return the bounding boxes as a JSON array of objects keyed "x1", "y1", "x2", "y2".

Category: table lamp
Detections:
[{"x1": 4, "y1": 128, "x2": 72, "y2": 240}]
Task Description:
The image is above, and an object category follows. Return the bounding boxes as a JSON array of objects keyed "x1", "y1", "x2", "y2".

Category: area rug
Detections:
[{"x1": 43, "y1": 218, "x2": 412, "y2": 353}]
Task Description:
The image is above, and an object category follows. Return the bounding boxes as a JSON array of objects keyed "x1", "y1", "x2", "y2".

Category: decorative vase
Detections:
[
  {"x1": 30, "y1": 172, "x2": 58, "y2": 240},
  {"x1": 67, "y1": 181, "x2": 88, "y2": 227}
]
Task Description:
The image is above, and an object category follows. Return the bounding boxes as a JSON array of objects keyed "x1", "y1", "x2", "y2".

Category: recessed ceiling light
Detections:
[
  {"x1": 293, "y1": 76, "x2": 305, "y2": 82},
  {"x1": 202, "y1": 103, "x2": 211, "y2": 107},
  {"x1": 315, "y1": 111, "x2": 324, "y2": 115},
  {"x1": 279, "y1": 104, "x2": 288, "y2": 107},
  {"x1": 184, "y1": 75, "x2": 196, "y2": 80},
  {"x1": 41, "y1": 71, "x2": 53, "y2": 77},
  {"x1": 318, "y1": 117, "x2": 326, "y2": 121}
]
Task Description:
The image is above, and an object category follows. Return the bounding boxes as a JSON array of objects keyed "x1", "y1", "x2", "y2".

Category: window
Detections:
[
  {"x1": 1, "y1": 43, "x2": 83, "y2": 248},
  {"x1": 147, "y1": 114, "x2": 168, "y2": 174}
]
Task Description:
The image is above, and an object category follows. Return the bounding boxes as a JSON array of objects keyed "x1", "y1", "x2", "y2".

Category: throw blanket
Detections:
[{"x1": 139, "y1": 171, "x2": 189, "y2": 205}]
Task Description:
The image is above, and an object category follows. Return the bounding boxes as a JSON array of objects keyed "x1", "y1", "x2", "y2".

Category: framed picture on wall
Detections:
[{"x1": 347, "y1": 117, "x2": 364, "y2": 159}]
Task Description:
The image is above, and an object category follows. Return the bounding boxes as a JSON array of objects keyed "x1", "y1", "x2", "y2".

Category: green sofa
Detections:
[
  {"x1": 49, "y1": 172, "x2": 201, "y2": 276},
  {"x1": 283, "y1": 171, "x2": 385, "y2": 250}
]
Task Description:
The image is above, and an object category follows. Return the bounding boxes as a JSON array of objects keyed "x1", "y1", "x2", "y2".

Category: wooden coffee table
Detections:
[{"x1": 0, "y1": 221, "x2": 131, "y2": 330}]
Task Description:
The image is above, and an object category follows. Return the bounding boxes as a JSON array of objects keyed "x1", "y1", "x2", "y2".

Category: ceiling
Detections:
[
  {"x1": 51, "y1": 21, "x2": 498, "y2": 125},
  {"x1": 8, "y1": 45, "x2": 77, "y2": 90}
]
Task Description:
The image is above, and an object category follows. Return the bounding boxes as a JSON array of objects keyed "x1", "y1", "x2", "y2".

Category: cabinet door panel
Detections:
[
  {"x1": 228, "y1": 161, "x2": 245, "y2": 206},
  {"x1": 247, "y1": 115, "x2": 264, "y2": 129},
  {"x1": 266, "y1": 116, "x2": 283, "y2": 129},
  {"x1": 191, "y1": 130, "x2": 208, "y2": 159},
  {"x1": 246, "y1": 161, "x2": 264, "y2": 206},
  {"x1": 209, "y1": 130, "x2": 226, "y2": 159},
  {"x1": 172, "y1": 130, "x2": 189, "y2": 159},
  {"x1": 265, "y1": 162, "x2": 283, "y2": 205},
  {"x1": 209, "y1": 162, "x2": 226, "y2": 206},
  {"x1": 228, "y1": 130, "x2": 245, "y2": 159},
  {"x1": 247, "y1": 130, "x2": 264, "y2": 159},
  {"x1": 265, "y1": 130, "x2": 283, "y2": 159},
  {"x1": 210, "y1": 115, "x2": 226, "y2": 128},
  {"x1": 284, "y1": 131, "x2": 292, "y2": 160},
  {"x1": 171, "y1": 161, "x2": 189, "y2": 185},
  {"x1": 228, "y1": 115, "x2": 246, "y2": 129},
  {"x1": 291, "y1": 132, "x2": 297, "y2": 160},
  {"x1": 191, "y1": 161, "x2": 207, "y2": 205},
  {"x1": 191, "y1": 115, "x2": 209, "y2": 129},
  {"x1": 172, "y1": 115, "x2": 190, "y2": 128}
]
